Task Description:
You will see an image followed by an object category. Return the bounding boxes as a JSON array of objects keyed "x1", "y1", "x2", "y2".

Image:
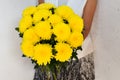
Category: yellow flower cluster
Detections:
[
  {"x1": 55, "y1": 43, "x2": 72, "y2": 62},
  {"x1": 18, "y1": 3, "x2": 84, "y2": 66},
  {"x1": 53, "y1": 23, "x2": 71, "y2": 41}
]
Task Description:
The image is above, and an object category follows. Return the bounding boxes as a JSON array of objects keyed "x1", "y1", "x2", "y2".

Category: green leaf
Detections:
[
  {"x1": 49, "y1": 34, "x2": 57, "y2": 47},
  {"x1": 19, "y1": 33, "x2": 23, "y2": 37},
  {"x1": 31, "y1": 14, "x2": 34, "y2": 18},
  {"x1": 15, "y1": 27, "x2": 19, "y2": 32},
  {"x1": 41, "y1": 18, "x2": 45, "y2": 21},
  {"x1": 49, "y1": 8, "x2": 55, "y2": 14},
  {"x1": 31, "y1": 59, "x2": 37, "y2": 64},
  {"x1": 63, "y1": 19, "x2": 69, "y2": 24},
  {"x1": 52, "y1": 48, "x2": 57, "y2": 55},
  {"x1": 71, "y1": 51, "x2": 78, "y2": 61},
  {"x1": 40, "y1": 39, "x2": 50, "y2": 44},
  {"x1": 34, "y1": 64, "x2": 39, "y2": 69},
  {"x1": 77, "y1": 46, "x2": 83, "y2": 51},
  {"x1": 32, "y1": 23, "x2": 35, "y2": 26},
  {"x1": 22, "y1": 54, "x2": 26, "y2": 57}
]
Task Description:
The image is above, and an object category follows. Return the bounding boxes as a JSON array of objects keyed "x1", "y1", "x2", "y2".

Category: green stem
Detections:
[
  {"x1": 47, "y1": 72, "x2": 51, "y2": 80},
  {"x1": 56, "y1": 65, "x2": 60, "y2": 74},
  {"x1": 45, "y1": 66, "x2": 51, "y2": 80},
  {"x1": 52, "y1": 72, "x2": 57, "y2": 80}
]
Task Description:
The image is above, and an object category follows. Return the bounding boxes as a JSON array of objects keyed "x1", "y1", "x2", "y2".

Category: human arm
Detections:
[
  {"x1": 82, "y1": 0, "x2": 97, "y2": 39},
  {"x1": 38, "y1": 0, "x2": 44, "y2": 4}
]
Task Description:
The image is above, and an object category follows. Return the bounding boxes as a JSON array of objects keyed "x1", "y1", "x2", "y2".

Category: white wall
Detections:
[
  {"x1": 0, "y1": 0, "x2": 120, "y2": 80},
  {"x1": 0, "y1": 0, "x2": 36, "y2": 80},
  {"x1": 91, "y1": 0, "x2": 120, "y2": 80}
]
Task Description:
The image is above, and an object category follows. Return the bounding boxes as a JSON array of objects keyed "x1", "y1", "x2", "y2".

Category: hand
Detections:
[
  {"x1": 38, "y1": 0, "x2": 44, "y2": 4},
  {"x1": 82, "y1": 26, "x2": 90, "y2": 40}
]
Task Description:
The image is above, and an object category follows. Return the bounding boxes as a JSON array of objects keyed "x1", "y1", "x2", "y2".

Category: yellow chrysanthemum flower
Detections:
[
  {"x1": 34, "y1": 44, "x2": 53, "y2": 65},
  {"x1": 37, "y1": 3, "x2": 56, "y2": 10},
  {"x1": 34, "y1": 21, "x2": 52, "y2": 39},
  {"x1": 53, "y1": 23, "x2": 71, "y2": 41},
  {"x1": 68, "y1": 31, "x2": 84, "y2": 48},
  {"x1": 55, "y1": 43, "x2": 72, "y2": 62},
  {"x1": 68, "y1": 14, "x2": 84, "y2": 32},
  {"x1": 48, "y1": 14, "x2": 62, "y2": 26},
  {"x1": 19, "y1": 16, "x2": 33, "y2": 33},
  {"x1": 33, "y1": 9, "x2": 51, "y2": 23},
  {"x1": 22, "y1": 6, "x2": 37, "y2": 16},
  {"x1": 56, "y1": 5, "x2": 74, "y2": 19},
  {"x1": 21, "y1": 41, "x2": 34, "y2": 58},
  {"x1": 23, "y1": 28, "x2": 40, "y2": 44}
]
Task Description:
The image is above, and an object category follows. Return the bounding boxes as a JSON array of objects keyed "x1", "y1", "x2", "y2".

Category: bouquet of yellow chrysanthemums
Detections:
[{"x1": 16, "y1": 3, "x2": 84, "y2": 79}]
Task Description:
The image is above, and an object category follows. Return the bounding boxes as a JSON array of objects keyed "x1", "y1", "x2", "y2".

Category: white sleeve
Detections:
[
  {"x1": 45, "y1": 0, "x2": 58, "y2": 6},
  {"x1": 35, "y1": 0, "x2": 39, "y2": 5},
  {"x1": 67, "y1": 0, "x2": 87, "y2": 17}
]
